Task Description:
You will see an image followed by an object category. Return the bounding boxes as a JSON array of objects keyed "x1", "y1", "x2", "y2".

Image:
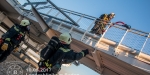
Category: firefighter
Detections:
[
  {"x1": 90, "y1": 13, "x2": 115, "y2": 35},
  {"x1": 0, "y1": 19, "x2": 30, "y2": 62},
  {"x1": 37, "y1": 33, "x2": 89, "y2": 74}
]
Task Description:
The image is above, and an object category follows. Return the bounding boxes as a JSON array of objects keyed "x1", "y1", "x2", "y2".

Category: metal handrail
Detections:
[{"x1": 15, "y1": 0, "x2": 150, "y2": 55}]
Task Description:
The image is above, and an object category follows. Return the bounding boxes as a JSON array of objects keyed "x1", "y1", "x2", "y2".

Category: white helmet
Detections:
[
  {"x1": 110, "y1": 12, "x2": 115, "y2": 17},
  {"x1": 20, "y1": 19, "x2": 30, "y2": 26},
  {"x1": 59, "y1": 33, "x2": 72, "y2": 44}
]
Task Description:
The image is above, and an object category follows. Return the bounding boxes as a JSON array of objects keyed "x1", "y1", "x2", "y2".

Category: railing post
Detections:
[
  {"x1": 114, "y1": 29, "x2": 129, "y2": 56},
  {"x1": 139, "y1": 33, "x2": 150, "y2": 53},
  {"x1": 69, "y1": 14, "x2": 84, "y2": 33},
  {"x1": 47, "y1": 18, "x2": 54, "y2": 27},
  {"x1": 80, "y1": 19, "x2": 96, "y2": 41},
  {"x1": 57, "y1": 12, "x2": 72, "y2": 31},
  {"x1": 46, "y1": 7, "x2": 54, "y2": 15},
  {"x1": 76, "y1": 14, "x2": 84, "y2": 23},
  {"x1": 55, "y1": 12, "x2": 60, "y2": 17},
  {"x1": 94, "y1": 23, "x2": 113, "y2": 48},
  {"x1": 42, "y1": 6, "x2": 55, "y2": 19},
  {"x1": 69, "y1": 26, "x2": 74, "y2": 33}
]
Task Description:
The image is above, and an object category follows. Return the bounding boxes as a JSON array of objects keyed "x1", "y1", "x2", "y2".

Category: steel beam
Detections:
[
  {"x1": 24, "y1": 8, "x2": 74, "y2": 25},
  {"x1": 92, "y1": 50, "x2": 104, "y2": 73},
  {"x1": 23, "y1": 2, "x2": 47, "y2": 7},
  {"x1": 47, "y1": 0, "x2": 79, "y2": 27},
  {"x1": 31, "y1": 6, "x2": 49, "y2": 32},
  {"x1": 36, "y1": 5, "x2": 96, "y2": 20}
]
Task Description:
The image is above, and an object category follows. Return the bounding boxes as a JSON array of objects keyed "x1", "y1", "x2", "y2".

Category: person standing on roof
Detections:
[
  {"x1": 37, "y1": 32, "x2": 89, "y2": 74},
  {"x1": 0, "y1": 19, "x2": 31, "y2": 62},
  {"x1": 90, "y1": 13, "x2": 115, "y2": 35}
]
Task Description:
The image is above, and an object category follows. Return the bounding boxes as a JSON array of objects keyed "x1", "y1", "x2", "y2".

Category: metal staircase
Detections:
[{"x1": 0, "y1": 0, "x2": 150, "y2": 74}]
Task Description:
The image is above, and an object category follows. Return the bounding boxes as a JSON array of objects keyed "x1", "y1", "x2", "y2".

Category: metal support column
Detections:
[
  {"x1": 0, "y1": 12, "x2": 6, "y2": 24},
  {"x1": 30, "y1": 3, "x2": 49, "y2": 32},
  {"x1": 92, "y1": 50, "x2": 104, "y2": 73}
]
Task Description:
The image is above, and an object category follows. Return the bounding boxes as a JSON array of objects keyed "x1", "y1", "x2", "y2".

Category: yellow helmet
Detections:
[
  {"x1": 20, "y1": 19, "x2": 30, "y2": 26},
  {"x1": 59, "y1": 33, "x2": 72, "y2": 44}
]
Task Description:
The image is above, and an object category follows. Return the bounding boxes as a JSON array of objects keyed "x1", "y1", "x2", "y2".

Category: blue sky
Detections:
[
  {"x1": 51, "y1": 0, "x2": 150, "y2": 33},
  {"x1": 18, "y1": 0, "x2": 150, "y2": 75},
  {"x1": 59, "y1": 64, "x2": 99, "y2": 75}
]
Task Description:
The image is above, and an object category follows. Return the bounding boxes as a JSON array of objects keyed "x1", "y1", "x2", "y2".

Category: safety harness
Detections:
[{"x1": 96, "y1": 14, "x2": 111, "y2": 34}]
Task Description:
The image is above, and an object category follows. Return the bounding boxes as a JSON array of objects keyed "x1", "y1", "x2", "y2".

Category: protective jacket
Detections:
[
  {"x1": 38, "y1": 36, "x2": 89, "y2": 74},
  {"x1": 0, "y1": 24, "x2": 26, "y2": 62}
]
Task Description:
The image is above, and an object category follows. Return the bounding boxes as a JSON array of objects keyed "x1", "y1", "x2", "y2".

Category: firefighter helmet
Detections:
[
  {"x1": 110, "y1": 13, "x2": 115, "y2": 17},
  {"x1": 59, "y1": 33, "x2": 72, "y2": 44},
  {"x1": 20, "y1": 19, "x2": 30, "y2": 26}
]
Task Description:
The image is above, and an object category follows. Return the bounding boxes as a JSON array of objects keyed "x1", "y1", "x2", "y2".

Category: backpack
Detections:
[{"x1": 40, "y1": 36, "x2": 61, "y2": 61}]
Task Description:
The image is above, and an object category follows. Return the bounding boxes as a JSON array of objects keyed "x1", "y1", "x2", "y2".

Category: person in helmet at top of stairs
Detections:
[
  {"x1": 90, "y1": 13, "x2": 115, "y2": 35},
  {"x1": 37, "y1": 32, "x2": 89, "y2": 74},
  {"x1": 0, "y1": 19, "x2": 31, "y2": 62}
]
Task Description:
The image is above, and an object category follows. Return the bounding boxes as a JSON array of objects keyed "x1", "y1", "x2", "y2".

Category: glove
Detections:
[
  {"x1": 1, "y1": 43, "x2": 8, "y2": 51},
  {"x1": 123, "y1": 24, "x2": 131, "y2": 29},
  {"x1": 82, "y1": 49, "x2": 89, "y2": 56},
  {"x1": 13, "y1": 47, "x2": 19, "y2": 52}
]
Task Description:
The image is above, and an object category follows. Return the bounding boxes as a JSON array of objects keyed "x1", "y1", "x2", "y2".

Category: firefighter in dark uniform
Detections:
[
  {"x1": 90, "y1": 13, "x2": 115, "y2": 35},
  {"x1": 37, "y1": 33, "x2": 89, "y2": 74},
  {"x1": 0, "y1": 19, "x2": 30, "y2": 62}
]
